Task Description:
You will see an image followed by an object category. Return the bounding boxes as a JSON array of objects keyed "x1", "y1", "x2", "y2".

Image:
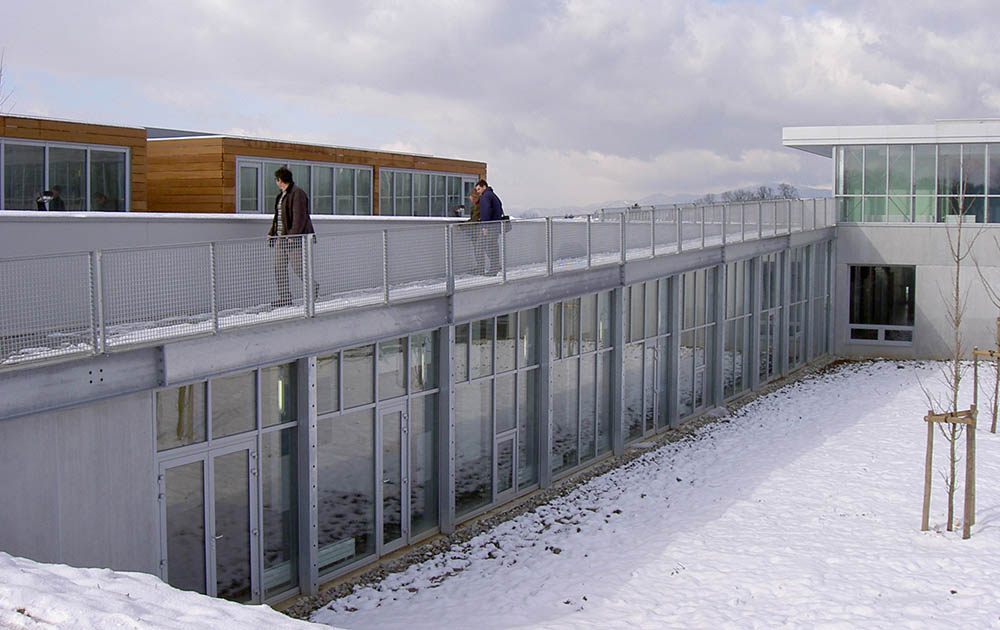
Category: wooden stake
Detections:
[{"x1": 922, "y1": 409, "x2": 934, "y2": 532}]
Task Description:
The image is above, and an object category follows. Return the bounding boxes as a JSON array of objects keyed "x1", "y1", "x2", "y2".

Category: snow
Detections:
[{"x1": 5, "y1": 360, "x2": 998, "y2": 629}]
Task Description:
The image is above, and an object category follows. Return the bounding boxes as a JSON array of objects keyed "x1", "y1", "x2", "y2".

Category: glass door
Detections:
[
  {"x1": 379, "y1": 404, "x2": 408, "y2": 553},
  {"x1": 159, "y1": 441, "x2": 260, "y2": 602},
  {"x1": 238, "y1": 162, "x2": 262, "y2": 213}
]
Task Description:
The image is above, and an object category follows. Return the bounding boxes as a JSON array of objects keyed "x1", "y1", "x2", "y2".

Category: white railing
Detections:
[{"x1": 0, "y1": 198, "x2": 836, "y2": 370}]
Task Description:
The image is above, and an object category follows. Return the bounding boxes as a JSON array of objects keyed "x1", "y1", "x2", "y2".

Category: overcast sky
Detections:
[{"x1": 3, "y1": 0, "x2": 999, "y2": 211}]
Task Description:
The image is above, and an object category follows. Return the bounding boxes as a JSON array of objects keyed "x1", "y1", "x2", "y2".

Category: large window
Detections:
[
  {"x1": 836, "y1": 143, "x2": 1000, "y2": 223},
  {"x1": 379, "y1": 168, "x2": 474, "y2": 217},
  {"x1": 679, "y1": 269, "x2": 717, "y2": 417},
  {"x1": 849, "y1": 265, "x2": 915, "y2": 344},
  {"x1": 552, "y1": 292, "x2": 614, "y2": 474},
  {"x1": 454, "y1": 309, "x2": 539, "y2": 517},
  {"x1": 723, "y1": 259, "x2": 753, "y2": 400},
  {"x1": 1, "y1": 140, "x2": 128, "y2": 211},
  {"x1": 623, "y1": 280, "x2": 671, "y2": 440},
  {"x1": 236, "y1": 157, "x2": 372, "y2": 215}
]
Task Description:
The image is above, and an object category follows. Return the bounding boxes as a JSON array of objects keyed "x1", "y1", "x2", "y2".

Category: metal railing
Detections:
[{"x1": 0, "y1": 198, "x2": 836, "y2": 370}]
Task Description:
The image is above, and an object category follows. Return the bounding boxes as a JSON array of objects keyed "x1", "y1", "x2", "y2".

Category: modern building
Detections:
[
  {"x1": 784, "y1": 119, "x2": 1000, "y2": 359},
  {"x1": 0, "y1": 165, "x2": 837, "y2": 604}
]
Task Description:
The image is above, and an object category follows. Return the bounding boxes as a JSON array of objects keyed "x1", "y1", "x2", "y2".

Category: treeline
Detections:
[{"x1": 695, "y1": 183, "x2": 799, "y2": 204}]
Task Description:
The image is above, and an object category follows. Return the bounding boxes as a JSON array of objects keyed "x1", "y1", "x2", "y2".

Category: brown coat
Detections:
[{"x1": 268, "y1": 184, "x2": 314, "y2": 236}]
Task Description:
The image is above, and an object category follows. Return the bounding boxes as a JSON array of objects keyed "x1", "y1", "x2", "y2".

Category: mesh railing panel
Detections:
[
  {"x1": 703, "y1": 205, "x2": 724, "y2": 245},
  {"x1": 215, "y1": 236, "x2": 307, "y2": 329},
  {"x1": 504, "y1": 219, "x2": 547, "y2": 279},
  {"x1": 452, "y1": 222, "x2": 503, "y2": 289},
  {"x1": 101, "y1": 243, "x2": 213, "y2": 348},
  {"x1": 590, "y1": 218, "x2": 621, "y2": 266},
  {"x1": 552, "y1": 219, "x2": 590, "y2": 271},
  {"x1": 0, "y1": 252, "x2": 94, "y2": 367},
  {"x1": 314, "y1": 230, "x2": 384, "y2": 314},
  {"x1": 653, "y1": 208, "x2": 678, "y2": 252},
  {"x1": 723, "y1": 203, "x2": 745, "y2": 242},
  {"x1": 387, "y1": 225, "x2": 448, "y2": 301},
  {"x1": 679, "y1": 207, "x2": 701, "y2": 249},
  {"x1": 623, "y1": 214, "x2": 652, "y2": 261}
]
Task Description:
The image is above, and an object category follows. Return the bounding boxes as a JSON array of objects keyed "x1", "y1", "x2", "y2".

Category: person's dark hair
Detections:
[
  {"x1": 476, "y1": 178, "x2": 488, "y2": 188},
  {"x1": 275, "y1": 167, "x2": 294, "y2": 184}
]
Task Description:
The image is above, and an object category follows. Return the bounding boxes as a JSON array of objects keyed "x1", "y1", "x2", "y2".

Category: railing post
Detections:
[
  {"x1": 787, "y1": 199, "x2": 793, "y2": 234},
  {"x1": 676, "y1": 207, "x2": 683, "y2": 253},
  {"x1": 721, "y1": 203, "x2": 728, "y2": 245},
  {"x1": 446, "y1": 224, "x2": 455, "y2": 295},
  {"x1": 586, "y1": 215, "x2": 592, "y2": 269},
  {"x1": 546, "y1": 217, "x2": 554, "y2": 275},
  {"x1": 619, "y1": 211, "x2": 627, "y2": 264},
  {"x1": 740, "y1": 203, "x2": 746, "y2": 242},
  {"x1": 650, "y1": 207, "x2": 656, "y2": 258},
  {"x1": 500, "y1": 222, "x2": 507, "y2": 283},
  {"x1": 304, "y1": 235, "x2": 315, "y2": 318},
  {"x1": 89, "y1": 250, "x2": 105, "y2": 355},
  {"x1": 382, "y1": 229, "x2": 390, "y2": 304},
  {"x1": 209, "y1": 242, "x2": 219, "y2": 333},
  {"x1": 701, "y1": 205, "x2": 706, "y2": 249},
  {"x1": 758, "y1": 201, "x2": 763, "y2": 240}
]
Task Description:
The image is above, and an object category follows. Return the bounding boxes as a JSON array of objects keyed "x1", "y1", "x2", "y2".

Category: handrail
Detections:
[{"x1": 0, "y1": 198, "x2": 837, "y2": 371}]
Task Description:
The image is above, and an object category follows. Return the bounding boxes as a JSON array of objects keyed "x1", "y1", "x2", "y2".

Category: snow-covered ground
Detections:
[{"x1": 4, "y1": 360, "x2": 999, "y2": 629}]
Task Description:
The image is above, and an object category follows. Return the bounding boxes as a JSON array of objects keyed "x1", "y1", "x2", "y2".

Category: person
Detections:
[
  {"x1": 268, "y1": 166, "x2": 318, "y2": 307},
  {"x1": 466, "y1": 187, "x2": 486, "y2": 273},
  {"x1": 92, "y1": 192, "x2": 118, "y2": 211},
  {"x1": 475, "y1": 179, "x2": 503, "y2": 275},
  {"x1": 48, "y1": 186, "x2": 66, "y2": 211}
]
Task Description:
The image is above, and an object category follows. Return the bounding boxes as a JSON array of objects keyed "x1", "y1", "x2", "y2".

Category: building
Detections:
[{"x1": 784, "y1": 119, "x2": 1000, "y2": 359}]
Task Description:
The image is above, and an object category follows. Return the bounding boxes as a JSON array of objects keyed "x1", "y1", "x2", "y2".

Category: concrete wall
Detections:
[
  {"x1": 0, "y1": 392, "x2": 157, "y2": 573},
  {"x1": 835, "y1": 224, "x2": 1000, "y2": 359}
]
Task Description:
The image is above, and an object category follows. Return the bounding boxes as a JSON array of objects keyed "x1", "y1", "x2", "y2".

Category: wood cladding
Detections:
[{"x1": 0, "y1": 115, "x2": 148, "y2": 211}]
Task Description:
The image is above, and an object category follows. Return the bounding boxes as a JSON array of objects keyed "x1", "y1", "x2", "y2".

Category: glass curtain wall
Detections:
[
  {"x1": 811, "y1": 241, "x2": 833, "y2": 357},
  {"x1": 836, "y1": 143, "x2": 1000, "y2": 222},
  {"x1": 237, "y1": 157, "x2": 372, "y2": 215},
  {"x1": 623, "y1": 279, "x2": 672, "y2": 440},
  {"x1": 155, "y1": 362, "x2": 299, "y2": 603},
  {"x1": 758, "y1": 252, "x2": 782, "y2": 383},
  {"x1": 551, "y1": 292, "x2": 614, "y2": 475},
  {"x1": 787, "y1": 247, "x2": 809, "y2": 370},
  {"x1": 723, "y1": 259, "x2": 753, "y2": 400},
  {"x1": 1, "y1": 140, "x2": 127, "y2": 211},
  {"x1": 454, "y1": 309, "x2": 539, "y2": 517},
  {"x1": 315, "y1": 331, "x2": 440, "y2": 578},
  {"x1": 379, "y1": 169, "x2": 470, "y2": 217},
  {"x1": 679, "y1": 268, "x2": 717, "y2": 418}
]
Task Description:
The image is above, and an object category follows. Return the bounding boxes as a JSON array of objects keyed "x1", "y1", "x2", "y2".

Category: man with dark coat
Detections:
[
  {"x1": 474, "y1": 179, "x2": 503, "y2": 275},
  {"x1": 268, "y1": 166, "x2": 317, "y2": 306}
]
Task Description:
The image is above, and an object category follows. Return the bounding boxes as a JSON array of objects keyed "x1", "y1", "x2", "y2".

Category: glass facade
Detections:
[
  {"x1": 836, "y1": 143, "x2": 1000, "y2": 222},
  {"x1": 236, "y1": 157, "x2": 372, "y2": 215},
  {"x1": 150, "y1": 239, "x2": 835, "y2": 604},
  {"x1": 1, "y1": 140, "x2": 128, "y2": 211},
  {"x1": 379, "y1": 168, "x2": 473, "y2": 217}
]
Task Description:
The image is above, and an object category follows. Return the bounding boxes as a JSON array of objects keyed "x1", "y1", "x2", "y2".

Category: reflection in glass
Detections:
[
  {"x1": 48, "y1": 147, "x2": 86, "y2": 210},
  {"x1": 888, "y1": 145, "x2": 911, "y2": 196},
  {"x1": 470, "y1": 319, "x2": 494, "y2": 378},
  {"x1": 357, "y1": 169, "x2": 372, "y2": 214},
  {"x1": 314, "y1": 166, "x2": 333, "y2": 214},
  {"x1": 261, "y1": 429, "x2": 298, "y2": 598},
  {"x1": 496, "y1": 314, "x2": 516, "y2": 373},
  {"x1": 409, "y1": 331, "x2": 437, "y2": 393},
  {"x1": 563, "y1": 298, "x2": 580, "y2": 356},
  {"x1": 378, "y1": 338, "x2": 407, "y2": 400},
  {"x1": 597, "y1": 352, "x2": 613, "y2": 454},
  {"x1": 239, "y1": 166, "x2": 260, "y2": 213},
  {"x1": 214, "y1": 450, "x2": 251, "y2": 602},
  {"x1": 624, "y1": 343, "x2": 643, "y2": 441},
  {"x1": 580, "y1": 354, "x2": 596, "y2": 462},
  {"x1": 90, "y1": 150, "x2": 126, "y2": 211},
  {"x1": 3, "y1": 143, "x2": 44, "y2": 210},
  {"x1": 261, "y1": 363, "x2": 296, "y2": 427},
  {"x1": 455, "y1": 380, "x2": 493, "y2": 515},
  {"x1": 165, "y1": 461, "x2": 206, "y2": 594},
  {"x1": 431, "y1": 174, "x2": 446, "y2": 216},
  {"x1": 413, "y1": 173, "x2": 429, "y2": 216},
  {"x1": 454, "y1": 324, "x2": 469, "y2": 382},
  {"x1": 657, "y1": 337, "x2": 670, "y2": 429},
  {"x1": 517, "y1": 370, "x2": 538, "y2": 487},
  {"x1": 495, "y1": 373, "x2": 516, "y2": 434},
  {"x1": 581, "y1": 294, "x2": 597, "y2": 353},
  {"x1": 552, "y1": 359, "x2": 579, "y2": 474},
  {"x1": 382, "y1": 409, "x2": 403, "y2": 546},
  {"x1": 156, "y1": 383, "x2": 206, "y2": 451},
  {"x1": 342, "y1": 345, "x2": 375, "y2": 408},
  {"x1": 410, "y1": 394, "x2": 438, "y2": 537},
  {"x1": 394, "y1": 172, "x2": 412, "y2": 216},
  {"x1": 864, "y1": 146, "x2": 886, "y2": 196},
  {"x1": 497, "y1": 438, "x2": 514, "y2": 494},
  {"x1": 598, "y1": 291, "x2": 612, "y2": 349},
  {"x1": 211, "y1": 372, "x2": 255, "y2": 439},
  {"x1": 317, "y1": 409, "x2": 375, "y2": 574},
  {"x1": 335, "y1": 167, "x2": 355, "y2": 214},
  {"x1": 379, "y1": 171, "x2": 393, "y2": 215},
  {"x1": 643, "y1": 344, "x2": 655, "y2": 433},
  {"x1": 317, "y1": 354, "x2": 340, "y2": 414},
  {"x1": 678, "y1": 332, "x2": 694, "y2": 418}
]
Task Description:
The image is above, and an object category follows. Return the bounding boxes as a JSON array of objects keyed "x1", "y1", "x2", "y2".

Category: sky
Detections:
[
  {"x1": 3, "y1": 0, "x2": 1000, "y2": 211},
  {"x1": 5, "y1": 361, "x2": 1000, "y2": 628}
]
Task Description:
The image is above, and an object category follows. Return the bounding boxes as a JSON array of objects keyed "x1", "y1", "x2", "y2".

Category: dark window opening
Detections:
[{"x1": 849, "y1": 265, "x2": 915, "y2": 327}]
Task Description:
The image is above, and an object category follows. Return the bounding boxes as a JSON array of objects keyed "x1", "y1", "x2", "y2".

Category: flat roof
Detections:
[{"x1": 782, "y1": 119, "x2": 1000, "y2": 157}]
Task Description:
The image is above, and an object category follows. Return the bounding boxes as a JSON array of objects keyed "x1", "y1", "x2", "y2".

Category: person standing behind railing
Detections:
[
  {"x1": 268, "y1": 166, "x2": 317, "y2": 307},
  {"x1": 475, "y1": 178, "x2": 503, "y2": 275},
  {"x1": 466, "y1": 187, "x2": 486, "y2": 273}
]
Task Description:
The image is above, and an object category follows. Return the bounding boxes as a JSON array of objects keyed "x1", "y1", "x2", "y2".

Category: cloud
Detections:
[{"x1": 4, "y1": 0, "x2": 1000, "y2": 208}]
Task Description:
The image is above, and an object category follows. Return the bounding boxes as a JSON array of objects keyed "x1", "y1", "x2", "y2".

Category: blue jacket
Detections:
[{"x1": 479, "y1": 187, "x2": 504, "y2": 222}]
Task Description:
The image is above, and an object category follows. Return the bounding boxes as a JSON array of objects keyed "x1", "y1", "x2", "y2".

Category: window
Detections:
[
  {"x1": 235, "y1": 157, "x2": 372, "y2": 215},
  {"x1": 1, "y1": 140, "x2": 128, "y2": 211},
  {"x1": 849, "y1": 265, "x2": 915, "y2": 344},
  {"x1": 379, "y1": 168, "x2": 479, "y2": 217}
]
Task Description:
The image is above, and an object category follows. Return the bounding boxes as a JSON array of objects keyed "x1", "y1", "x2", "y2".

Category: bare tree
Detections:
[{"x1": 0, "y1": 48, "x2": 12, "y2": 113}]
